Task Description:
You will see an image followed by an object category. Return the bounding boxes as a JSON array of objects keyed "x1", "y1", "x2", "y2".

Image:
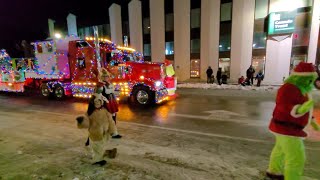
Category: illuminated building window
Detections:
[
  {"x1": 165, "y1": 13, "x2": 174, "y2": 32},
  {"x1": 143, "y1": 18, "x2": 150, "y2": 34},
  {"x1": 220, "y1": 2, "x2": 232, "y2": 22},
  {"x1": 191, "y1": 39, "x2": 200, "y2": 53},
  {"x1": 218, "y1": 58, "x2": 230, "y2": 78},
  {"x1": 252, "y1": 56, "x2": 265, "y2": 74},
  {"x1": 143, "y1": 44, "x2": 151, "y2": 56},
  {"x1": 190, "y1": 59, "x2": 200, "y2": 78},
  {"x1": 191, "y1": 8, "x2": 200, "y2": 28},
  {"x1": 165, "y1": 42, "x2": 174, "y2": 55},
  {"x1": 290, "y1": 55, "x2": 307, "y2": 72}
]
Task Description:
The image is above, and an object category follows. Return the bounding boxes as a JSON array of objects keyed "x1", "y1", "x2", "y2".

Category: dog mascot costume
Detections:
[
  {"x1": 76, "y1": 92, "x2": 116, "y2": 166},
  {"x1": 266, "y1": 62, "x2": 320, "y2": 180}
]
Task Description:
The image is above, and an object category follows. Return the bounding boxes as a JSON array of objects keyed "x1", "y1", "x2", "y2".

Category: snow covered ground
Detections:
[{"x1": 177, "y1": 83, "x2": 279, "y2": 91}]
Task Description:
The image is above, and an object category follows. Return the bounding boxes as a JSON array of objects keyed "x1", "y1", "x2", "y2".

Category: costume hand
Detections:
[
  {"x1": 311, "y1": 120, "x2": 320, "y2": 131},
  {"x1": 102, "y1": 96, "x2": 109, "y2": 103},
  {"x1": 297, "y1": 100, "x2": 314, "y2": 114}
]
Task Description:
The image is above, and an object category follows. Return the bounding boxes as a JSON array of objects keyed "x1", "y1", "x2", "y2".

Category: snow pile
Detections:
[{"x1": 177, "y1": 83, "x2": 279, "y2": 91}]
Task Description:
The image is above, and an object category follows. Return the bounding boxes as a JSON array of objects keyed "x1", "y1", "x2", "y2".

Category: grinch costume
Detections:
[{"x1": 267, "y1": 62, "x2": 320, "y2": 180}]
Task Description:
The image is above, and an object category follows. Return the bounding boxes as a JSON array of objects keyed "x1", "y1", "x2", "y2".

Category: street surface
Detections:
[{"x1": 0, "y1": 88, "x2": 319, "y2": 180}]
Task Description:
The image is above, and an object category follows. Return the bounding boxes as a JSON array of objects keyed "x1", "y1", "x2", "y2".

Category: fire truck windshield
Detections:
[{"x1": 109, "y1": 65, "x2": 131, "y2": 79}]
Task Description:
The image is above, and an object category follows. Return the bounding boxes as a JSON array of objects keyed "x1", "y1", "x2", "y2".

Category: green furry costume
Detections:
[{"x1": 267, "y1": 62, "x2": 320, "y2": 180}]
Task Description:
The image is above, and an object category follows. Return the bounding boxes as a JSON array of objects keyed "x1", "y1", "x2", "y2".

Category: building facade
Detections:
[{"x1": 76, "y1": 0, "x2": 320, "y2": 84}]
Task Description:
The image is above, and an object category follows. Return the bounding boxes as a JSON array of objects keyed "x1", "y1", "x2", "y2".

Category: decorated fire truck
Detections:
[{"x1": 0, "y1": 36, "x2": 176, "y2": 105}]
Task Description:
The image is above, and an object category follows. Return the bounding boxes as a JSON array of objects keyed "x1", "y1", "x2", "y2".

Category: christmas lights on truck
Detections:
[{"x1": 0, "y1": 36, "x2": 176, "y2": 105}]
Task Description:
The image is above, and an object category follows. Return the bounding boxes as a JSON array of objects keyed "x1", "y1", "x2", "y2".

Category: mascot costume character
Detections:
[
  {"x1": 266, "y1": 62, "x2": 320, "y2": 180},
  {"x1": 76, "y1": 89, "x2": 117, "y2": 166}
]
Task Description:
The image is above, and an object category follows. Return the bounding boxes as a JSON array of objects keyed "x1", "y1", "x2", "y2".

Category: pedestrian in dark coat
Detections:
[
  {"x1": 216, "y1": 68, "x2": 222, "y2": 85},
  {"x1": 246, "y1": 65, "x2": 255, "y2": 85},
  {"x1": 206, "y1": 66, "x2": 213, "y2": 83}
]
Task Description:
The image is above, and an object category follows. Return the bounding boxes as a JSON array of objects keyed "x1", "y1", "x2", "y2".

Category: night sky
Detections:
[{"x1": 0, "y1": 0, "x2": 132, "y2": 56}]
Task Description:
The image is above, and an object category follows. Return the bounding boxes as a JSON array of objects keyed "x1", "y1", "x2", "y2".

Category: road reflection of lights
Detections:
[
  {"x1": 117, "y1": 105, "x2": 135, "y2": 121},
  {"x1": 155, "y1": 104, "x2": 172, "y2": 122},
  {"x1": 71, "y1": 102, "x2": 88, "y2": 113}
]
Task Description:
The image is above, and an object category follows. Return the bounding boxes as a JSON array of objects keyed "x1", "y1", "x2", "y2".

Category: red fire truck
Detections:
[{"x1": 0, "y1": 36, "x2": 176, "y2": 105}]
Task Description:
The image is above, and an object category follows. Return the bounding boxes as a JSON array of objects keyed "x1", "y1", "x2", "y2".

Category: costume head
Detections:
[
  {"x1": 95, "y1": 68, "x2": 112, "y2": 93},
  {"x1": 285, "y1": 62, "x2": 317, "y2": 95}
]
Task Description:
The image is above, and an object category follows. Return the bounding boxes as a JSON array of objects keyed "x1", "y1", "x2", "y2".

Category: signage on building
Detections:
[{"x1": 268, "y1": 11, "x2": 296, "y2": 35}]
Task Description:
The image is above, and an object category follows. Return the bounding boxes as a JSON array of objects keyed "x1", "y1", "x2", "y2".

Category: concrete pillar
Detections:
[
  {"x1": 128, "y1": 0, "x2": 143, "y2": 53},
  {"x1": 308, "y1": 0, "x2": 320, "y2": 64},
  {"x1": 109, "y1": 3, "x2": 123, "y2": 46},
  {"x1": 265, "y1": 35, "x2": 293, "y2": 84},
  {"x1": 174, "y1": 0, "x2": 190, "y2": 81},
  {"x1": 150, "y1": 0, "x2": 165, "y2": 62},
  {"x1": 230, "y1": 0, "x2": 255, "y2": 82},
  {"x1": 200, "y1": 0, "x2": 220, "y2": 80},
  {"x1": 67, "y1": 13, "x2": 78, "y2": 36},
  {"x1": 48, "y1": 19, "x2": 55, "y2": 38}
]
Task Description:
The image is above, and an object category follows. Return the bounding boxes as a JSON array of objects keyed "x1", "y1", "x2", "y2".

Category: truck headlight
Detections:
[{"x1": 155, "y1": 81, "x2": 162, "y2": 87}]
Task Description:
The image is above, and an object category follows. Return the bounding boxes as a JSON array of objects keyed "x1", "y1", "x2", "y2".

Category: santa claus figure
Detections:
[{"x1": 266, "y1": 62, "x2": 320, "y2": 180}]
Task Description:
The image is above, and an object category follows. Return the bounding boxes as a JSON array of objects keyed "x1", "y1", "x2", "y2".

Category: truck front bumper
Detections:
[{"x1": 155, "y1": 89, "x2": 169, "y2": 104}]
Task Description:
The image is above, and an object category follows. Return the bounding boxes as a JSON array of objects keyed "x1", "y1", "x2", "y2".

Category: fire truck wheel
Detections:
[
  {"x1": 315, "y1": 77, "x2": 320, "y2": 90},
  {"x1": 54, "y1": 85, "x2": 65, "y2": 100},
  {"x1": 40, "y1": 83, "x2": 52, "y2": 97},
  {"x1": 131, "y1": 86, "x2": 154, "y2": 105}
]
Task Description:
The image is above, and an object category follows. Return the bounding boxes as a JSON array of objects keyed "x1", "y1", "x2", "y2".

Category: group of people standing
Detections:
[
  {"x1": 206, "y1": 66, "x2": 227, "y2": 85},
  {"x1": 206, "y1": 65, "x2": 264, "y2": 87},
  {"x1": 243, "y1": 65, "x2": 264, "y2": 87}
]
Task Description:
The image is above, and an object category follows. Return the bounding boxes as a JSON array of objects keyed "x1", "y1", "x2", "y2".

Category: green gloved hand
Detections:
[
  {"x1": 311, "y1": 120, "x2": 320, "y2": 131},
  {"x1": 297, "y1": 100, "x2": 314, "y2": 114}
]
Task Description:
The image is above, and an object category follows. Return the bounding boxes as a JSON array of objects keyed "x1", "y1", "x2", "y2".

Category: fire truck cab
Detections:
[{"x1": 109, "y1": 61, "x2": 171, "y2": 105}]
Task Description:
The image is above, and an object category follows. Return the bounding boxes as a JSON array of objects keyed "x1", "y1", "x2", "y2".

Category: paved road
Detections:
[{"x1": 0, "y1": 89, "x2": 319, "y2": 179}]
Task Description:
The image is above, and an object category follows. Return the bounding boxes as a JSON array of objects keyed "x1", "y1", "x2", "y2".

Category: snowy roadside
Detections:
[
  {"x1": 177, "y1": 83, "x2": 279, "y2": 91},
  {"x1": 176, "y1": 83, "x2": 320, "y2": 101},
  {"x1": 0, "y1": 106, "x2": 319, "y2": 180},
  {"x1": 0, "y1": 109, "x2": 269, "y2": 180}
]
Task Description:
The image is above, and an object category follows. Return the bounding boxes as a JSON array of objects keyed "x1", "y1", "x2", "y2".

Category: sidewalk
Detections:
[
  {"x1": 176, "y1": 83, "x2": 320, "y2": 101},
  {"x1": 177, "y1": 82, "x2": 280, "y2": 91}
]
